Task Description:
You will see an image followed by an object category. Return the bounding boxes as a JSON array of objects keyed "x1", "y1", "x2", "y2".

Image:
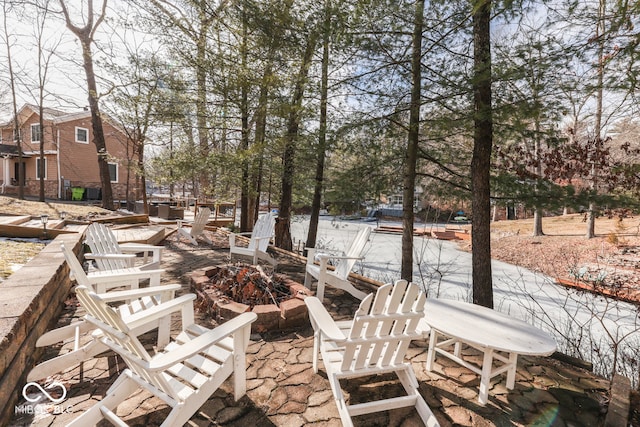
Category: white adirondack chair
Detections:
[
  {"x1": 229, "y1": 212, "x2": 276, "y2": 266},
  {"x1": 305, "y1": 280, "x2": 439, "y2": 427},
  {"x1": 84, "y1": 222, "x2": 164, "y2": 270},
  {"x1": 28, "y1": 242, "x2": 180, "y2": 381},
  {"x1": 67, "y1": 285, "x2": 257, "y2": 427},
  {"x1": 65, "y1": 238, "x2": 164, "y2": 294},
  {"x1": 176, "y1": 207, "x2": 212, "y2": 245},
  {"x1": 305, "y1": 226, "x2": 371, "y2": 301}
]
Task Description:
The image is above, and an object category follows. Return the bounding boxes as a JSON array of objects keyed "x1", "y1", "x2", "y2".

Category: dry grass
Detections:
[
  {"x1": 487, "y1": 212, "x2": 640, "y2": 238},
  {"x1": 453, "y1": 213, "x2": 640, "y2": 303},
  {"x1": 0, "y1": 239, "x2": 45, "y2": 280},
  {"x1": 0, "y1": 195, "x2": 111, "y2": 220}
]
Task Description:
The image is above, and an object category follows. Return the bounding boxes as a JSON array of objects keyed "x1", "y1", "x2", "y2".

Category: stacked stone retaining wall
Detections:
[{"x1": 0, "y1": 232, "x2": 83, "y2": 426}]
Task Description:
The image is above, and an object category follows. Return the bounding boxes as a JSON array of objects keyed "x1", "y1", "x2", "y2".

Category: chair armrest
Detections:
[
  {"x1": 304, "y1": 297, "x2": 346, "y2": 342},
  {"x1": 124, "y1": 294, "x2": 197, "y2": 331},
  {"x1": 119, "y1": 243, "x2": 163, "y2": 252},
  {"x1": 97, "y1": 284, "x2": 181, "y2": 303},
  {"x1": 233, "y1": 232, "x2": 254, "y2": 237},
  {"x1": 305, "y1": 247, "x2": 317, "y2": 265},
  {"x1": 229, "y1": 232, "x2": 253, "y2": 248},
  {"x1": 35, "y1": 321, "x2": 95, "y2": 347},
  {"x1": 85, "y1": 253, "x2": 137, "y2": 261},
  {"x1": 87, "y1": 268, "x2": 164, "y2": 284},
  {"x1": 146, "y1": 312, "x2": 258, "y2": 370},
  {"x1": 317, "y1": 254, "x2": 364, "y2": 261},
  {"x1": 119, "y1": 243, "x2": 163, "y2": 264}
]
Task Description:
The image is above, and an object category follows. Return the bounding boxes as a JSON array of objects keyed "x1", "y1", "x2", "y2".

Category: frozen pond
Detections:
[{"x1": 290, "y1": 216, "x2": 640, "y2": 385}]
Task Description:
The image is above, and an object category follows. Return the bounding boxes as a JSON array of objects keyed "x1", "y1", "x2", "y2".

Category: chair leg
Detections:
[
  {"x1": 67, "y1": 371, "x2": 139, "y2": 426},
  {"x1": 28, "y1": 340, "x2": 107, "y2": 382},
  {"x1": 426, "y1": 329, "x2": 438, "y2": 371},
  {"x1": 304, "y1": 272, "x2": 312, "y2": 288},
  {"x1": 312, "y1": 330, "x2": 320, "y2": 373},
  {"x1": 397, "y1": 367, "x2": 440, "y2": 427},
  {"x1": 316, "y1": 279, "x2": 326, "y2": 302},
  {"x1": 233, "y1": 329, "x2": 248, "y2": 401}
]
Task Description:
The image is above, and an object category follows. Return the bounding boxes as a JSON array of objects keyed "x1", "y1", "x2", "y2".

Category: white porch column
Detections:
[{"x1": 2, "y1": 156, "x2": 10, "y2": 193}]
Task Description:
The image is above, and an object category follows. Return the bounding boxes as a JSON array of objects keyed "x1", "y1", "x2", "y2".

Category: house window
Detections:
[
  {"x1": 13, "y1": 128, "x2": 20, "y2": 142},
  {"x1": 36, "y1": 158, "x2": 47, "y2": 179},
  {"x1": 75, "y1": 127, "x2": 89, "y2": 143},
  {"x1": 108, "y1": 162, "x2": 118, "y2": 183},
  {"x1": 31, "y1": 124, "x2": 42, "y2": 142}
]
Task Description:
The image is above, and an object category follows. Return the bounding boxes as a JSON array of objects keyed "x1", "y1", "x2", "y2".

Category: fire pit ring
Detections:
[{"x1": 189, "y1": 264, "x2": 313, "y2": 333}]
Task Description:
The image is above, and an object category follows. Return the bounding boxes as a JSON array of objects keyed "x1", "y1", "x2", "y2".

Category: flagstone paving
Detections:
[{"x1": 10, "y1": 229, "x2": 612, "y2": 426}]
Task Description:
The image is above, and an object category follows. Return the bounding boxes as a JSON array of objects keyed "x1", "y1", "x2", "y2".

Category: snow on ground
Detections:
[{"x1": 291, "y1": 216, "x2": 640, "y2": 384}]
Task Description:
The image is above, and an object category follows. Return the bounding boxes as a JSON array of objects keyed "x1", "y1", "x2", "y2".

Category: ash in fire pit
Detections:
[
  {"x1": 190, "y1": 264, "x2": 312, "y2": 333},
  {"x1": 205, "y1": 264, "x2": 292, "y2": 309}
]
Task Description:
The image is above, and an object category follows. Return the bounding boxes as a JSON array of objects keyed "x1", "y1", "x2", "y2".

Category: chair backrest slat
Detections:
[
  {"x1": 75, "y1": 285, "x2": 180, "y2": 399},
  {"x1": 334, "y1": 227, "x2": 371, "y2": 280},
  {"x1": 191, "y1": 207, "x2": 211, "y2": 237},
  {"x1": 85, "y1": 222, "x2": 129, "y2": 270},
  {"x1": 60, "y1": 242, "x2": 94, "y2": 289},
  {"x1": 248, "y1": 212, "x2": 275, "y2": 251},
  {"x1": 342, "y1": 280, "x2": 425, "y2": 372}
]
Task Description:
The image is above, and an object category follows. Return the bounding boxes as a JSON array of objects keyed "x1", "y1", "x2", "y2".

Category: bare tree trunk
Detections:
[
  {"x1": 252, "y1": 63, "x2": 271, "y2": 222},
  {"x1": 401, "y1": 0, "x2": 424, "y2": 282},
  {"x1": 239, "y1": 10, "x2": 251, "y2": 232},
  {"x1": 195, "y1": 10, "x2": 212, "y2": 194},
  {"x1": 532, "y1": 127, "x2": 544, "y2": 236},
  {"x1": 586, "y1": 0, "x2": 607, "y2": 239},
  {"x1": 3, "y1": 2, "x2": 24, "y2": 199},
  {"x1": 306, "y1": 0, "x2": 331, "y2": 254},
  {"x1": 60, "y1": 0, "x2": 113, "y2": 209},
  {"x1": 274, "y1": 33, "x2": 318, "y2": 251},
  {"x1": 471, "y1": 0, "x2": 494, "y2": 308},
  {"x1": 38, "y1": 112, "x2": 45, "y2": 201}
]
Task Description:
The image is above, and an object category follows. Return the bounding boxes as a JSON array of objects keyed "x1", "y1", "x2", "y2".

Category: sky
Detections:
[{"x1": 1, "y1": 1, "x2": 152, "y2": 120}]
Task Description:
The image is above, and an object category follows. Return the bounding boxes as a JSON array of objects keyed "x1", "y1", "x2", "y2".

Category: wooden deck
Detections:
[
  {"x1": 0, "y1": 214, "x2": 168, "y2": 244},
  {"x1": 375, "y1": 224, "x2": 471, "y2": 240}
]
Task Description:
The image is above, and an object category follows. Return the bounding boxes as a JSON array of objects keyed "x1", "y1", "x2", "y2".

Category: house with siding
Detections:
[{"x1": 0, "y1": 104, "x2": 138, "y2": 201}]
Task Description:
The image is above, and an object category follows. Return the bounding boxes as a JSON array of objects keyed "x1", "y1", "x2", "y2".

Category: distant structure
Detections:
[{"x1": 0, "y1": 104, "x2": 138, "y2": 201}]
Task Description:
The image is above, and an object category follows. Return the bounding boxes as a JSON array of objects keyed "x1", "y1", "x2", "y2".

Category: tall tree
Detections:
[
  {"x1": 239, "y1": 2, "x2": 251, "y2": 231},
  {"x1": 139, "y1": 0, "x2": 220, "y2": 197},
  {"x1": 31, "y1": 0, "x2": 61, "y2": 201},
  {"x1": 492, "y1": 26, "x2": 570, "y2": 236},
  {"x1": 471, "y1": 0, "x2": 493, "y2": 308},
  {"x1": 275, "y1": 31, "x2": 318, "y2": 251},
  {"x1": 585, "y1": 0, "x2": 608, "y2": 238},
  {"x1": 59, "y1": 0, "x2": 114, "y2": 209},
  {"x1": 306, "y1": 0, "x2": 332, "y2": 253},
  {"x1": 401, "y1": 0, "x2": 424, "y2": 282},
  {"x1": 2, "y1": 0, "x2": 24, "y2": 200}
]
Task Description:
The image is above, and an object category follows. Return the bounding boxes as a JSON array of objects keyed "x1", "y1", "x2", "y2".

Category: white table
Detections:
[{"x1": 424, "y1": 298, "x2": 556, "y2": 405}]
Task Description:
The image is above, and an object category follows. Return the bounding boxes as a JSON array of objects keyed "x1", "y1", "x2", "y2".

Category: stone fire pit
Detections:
[{"x1": 189, "y1": 264, "x2": 313, "y2": 333}]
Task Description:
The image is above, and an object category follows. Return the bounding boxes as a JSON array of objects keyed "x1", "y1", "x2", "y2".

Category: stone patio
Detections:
[{"x1": 9, "y1": 229, "x2": 615, "y2": 427}]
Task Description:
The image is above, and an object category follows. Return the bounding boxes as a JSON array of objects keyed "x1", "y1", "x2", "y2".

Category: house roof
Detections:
[
  {"x1": 1, "y1": 104, "x2": 127, "y2": 137},
  {"x1": 0, "y1": 144, "x2": 22, "y2": 157}
]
